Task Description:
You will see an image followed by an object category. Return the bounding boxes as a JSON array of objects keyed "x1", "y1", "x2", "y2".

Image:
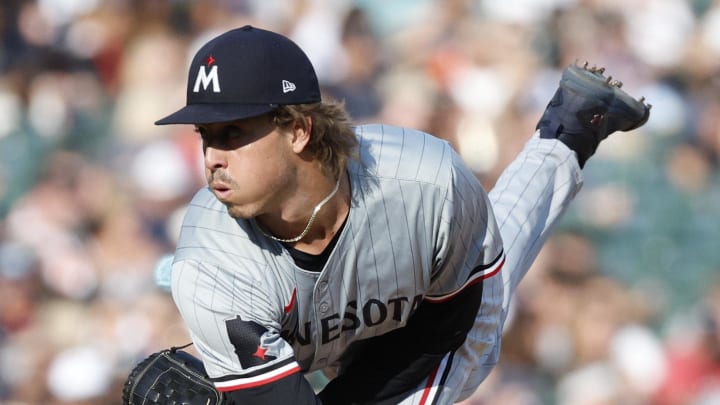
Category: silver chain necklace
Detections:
[{"x1": 258, "y1": 178, "x2": 341, "y2": 243}]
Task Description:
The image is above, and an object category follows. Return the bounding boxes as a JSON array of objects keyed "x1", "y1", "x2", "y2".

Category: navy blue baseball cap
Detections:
[{"x1": 155, "y1": 25, "x2": 321, "y2": 125}]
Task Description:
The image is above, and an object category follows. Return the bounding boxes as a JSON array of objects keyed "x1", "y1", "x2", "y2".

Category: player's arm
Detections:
[
  {"x1": 171, "y1": 259, "x2": 321, "y2": 405},
  {"x1": 220, "y1": 372, "x2": 320, "y2": 404},
  {"x1": 207, "y1": 315, "x2": 320, "y2": 405}
]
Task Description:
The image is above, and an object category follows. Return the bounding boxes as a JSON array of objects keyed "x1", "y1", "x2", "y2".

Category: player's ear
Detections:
[{"x1": 290, "y1": 116, "x2": 312, "y2": 154}]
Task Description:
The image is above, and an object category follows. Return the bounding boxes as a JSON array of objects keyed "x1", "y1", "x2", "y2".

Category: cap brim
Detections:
[{"x1": 155, "y1": 103, "x2": 277, "y2": 125}]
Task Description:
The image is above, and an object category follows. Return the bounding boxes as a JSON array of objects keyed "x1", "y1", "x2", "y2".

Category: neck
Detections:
[{"x1": 257, "y1": 173, "x2": 349, "y2": 249}]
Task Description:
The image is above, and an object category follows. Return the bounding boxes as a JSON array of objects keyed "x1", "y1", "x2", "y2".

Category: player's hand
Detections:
[{"x1": 123, "y1": 345, "x2": 224, "y2": 404}]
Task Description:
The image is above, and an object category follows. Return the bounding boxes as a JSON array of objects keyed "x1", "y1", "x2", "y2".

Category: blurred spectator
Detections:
[{"x1": 653, "y1": 278, "x2": 720, "y2": 405}]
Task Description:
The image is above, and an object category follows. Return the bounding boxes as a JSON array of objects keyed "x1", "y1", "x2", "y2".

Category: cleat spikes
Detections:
[
  {"x1": 597, "y1": 67, "x2": 606, "y2": 74},
  {"x1": 606, "y1": 76, "x2": 613, "y2": 84},
  {"x1": 639, "y1": 96, "x2": 645, "y2": 103}
]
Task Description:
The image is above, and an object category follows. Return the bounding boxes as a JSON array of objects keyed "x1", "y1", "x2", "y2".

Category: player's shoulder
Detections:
[
  {"x1": 354, "y1": 123, "x2": 447, "y2": 149},
  {"x1": 184, "y1": 186, "x2": 234, "y2": 225},
  {"x1": 352, "y1": 124, "x2": 456, "y2": 184},
  {"x1": 175, "y1": 188, "x2": 280, "y2": 265}
]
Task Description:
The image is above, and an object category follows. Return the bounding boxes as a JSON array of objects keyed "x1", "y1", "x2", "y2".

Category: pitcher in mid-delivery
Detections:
[{"x1": 154, "y1": 25, "x2": 650, "y2": 405}]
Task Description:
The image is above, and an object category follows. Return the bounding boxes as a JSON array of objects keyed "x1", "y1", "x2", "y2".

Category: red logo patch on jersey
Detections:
[
  {"x1": 252, "y1": 346, "x2": 268, "y2": 360},
  {"x1": 284, "y1": 288, "x2": 297, "y2": 313}
]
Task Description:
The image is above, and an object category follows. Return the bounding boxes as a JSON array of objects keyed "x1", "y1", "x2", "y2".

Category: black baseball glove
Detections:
[{"x1": 122, "y1": 344, "x2": 225, "y2": 405}]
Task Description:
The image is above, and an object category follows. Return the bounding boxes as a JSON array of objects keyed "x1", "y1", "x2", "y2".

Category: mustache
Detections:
[{"x1": 208, "y1": 170, "x2": 235, "y2": 185}]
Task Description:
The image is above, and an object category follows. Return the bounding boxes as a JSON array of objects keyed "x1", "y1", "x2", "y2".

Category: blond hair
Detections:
[{"x1": 271, "y1": 100, "x2": 358, "y2": 179}]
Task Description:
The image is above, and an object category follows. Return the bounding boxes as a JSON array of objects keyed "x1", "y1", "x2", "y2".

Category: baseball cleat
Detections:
[{"x1": 536, "y1": 61, "x2": 651, "y2": 167}]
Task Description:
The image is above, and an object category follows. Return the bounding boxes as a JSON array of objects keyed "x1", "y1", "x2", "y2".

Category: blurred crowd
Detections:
[{"x1": 0, "y1": 0, "x2": 718, "y2": 404}]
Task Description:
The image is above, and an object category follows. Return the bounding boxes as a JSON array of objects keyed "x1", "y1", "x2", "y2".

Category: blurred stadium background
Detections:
[{"x1": 0, "y1": 0, "x2": 718, "y2": 404}]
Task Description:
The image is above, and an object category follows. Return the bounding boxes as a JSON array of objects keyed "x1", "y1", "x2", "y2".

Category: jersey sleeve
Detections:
[
  {"x1": 170, "y1": 258, "x2": 318, "y2": 403},
  {"x1": 417, "y1": 143, "x2": 507, "y2": 380},
  {"x1": 428, "y1": 145, "x2": 505, "y2": 298}
]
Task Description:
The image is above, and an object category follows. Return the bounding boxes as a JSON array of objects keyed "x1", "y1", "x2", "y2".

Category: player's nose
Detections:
[{"x1": 204, "y1": 146, "x2": 228, "y2": 171}]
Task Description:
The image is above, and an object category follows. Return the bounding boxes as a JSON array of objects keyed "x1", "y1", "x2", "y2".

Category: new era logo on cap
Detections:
[{"x1": 282, "y1": 80, "x2": 296, "y2": 93}]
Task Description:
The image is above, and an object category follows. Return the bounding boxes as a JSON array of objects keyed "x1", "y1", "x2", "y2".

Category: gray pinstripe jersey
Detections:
[{"x1": 171, "y1": 124, "x2": 504, "y2": 390}]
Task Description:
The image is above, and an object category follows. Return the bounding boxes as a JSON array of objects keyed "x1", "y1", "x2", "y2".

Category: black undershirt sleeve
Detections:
[
  {"x1": 223, "y1": 373, "x2": 322, "y2": 405},
  {"x1": 220, "y1": 317, "x2": 324, "y2": 404}
]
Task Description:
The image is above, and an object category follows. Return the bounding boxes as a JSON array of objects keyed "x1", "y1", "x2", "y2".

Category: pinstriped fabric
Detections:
[
  {"x1": 491, "y1": 135, "x2": 580, "y2": 295},
  {"x1": 452, "y1": 134, "x2": 583, "y2": 403},
  {"x1": 372, "y1": 135, "x2": 583, "y2": 405},
  {"x1": 170, "y1": 124, "x2": 505, "y2": 393}
]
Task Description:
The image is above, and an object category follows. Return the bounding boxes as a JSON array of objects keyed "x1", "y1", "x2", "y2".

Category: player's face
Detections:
[{"x1": 196, "y1": 115, "x2": 296, "y2": 218}]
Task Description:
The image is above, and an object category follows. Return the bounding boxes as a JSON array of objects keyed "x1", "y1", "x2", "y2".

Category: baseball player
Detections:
[{"x1": 148, "y1": 26, "x2": 650, "y2": 404}]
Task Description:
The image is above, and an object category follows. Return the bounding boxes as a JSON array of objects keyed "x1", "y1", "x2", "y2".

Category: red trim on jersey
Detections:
[
  {"x1": 419, "y1": 364, "x2": 440, "y2": 404},
  {"x1": 215, "y1": 362, "x2": 302, "y2": 391},
  {"x1": 479, "y1": 255, "x2": 504, "y2": 280},
  {"x1": 424, "y1": 254, "x2": 505, "y2": 304}
]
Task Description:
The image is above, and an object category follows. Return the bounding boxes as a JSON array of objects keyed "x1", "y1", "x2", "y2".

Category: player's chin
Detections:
[
  {"x1": 210, "y1": 190, "x2": 260, "y2": 219},
  {"x1": 221, "y1": 201, "x2": 255, "y2": 219}
]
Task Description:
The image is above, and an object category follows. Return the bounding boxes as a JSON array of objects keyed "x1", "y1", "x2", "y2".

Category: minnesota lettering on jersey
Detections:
[{"x1": 282, "y1": 294, "x2": 424, "y2": 345}]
